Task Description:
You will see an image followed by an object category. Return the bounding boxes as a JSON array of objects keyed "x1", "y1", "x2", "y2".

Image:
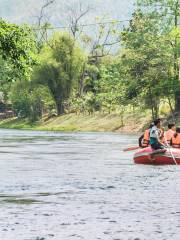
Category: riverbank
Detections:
[
  {"x1": 0, "y1": 112, "x2": 151, "y2": 133},
  {"x1": 0, "y1": 112, "x2": 179, "y2": 133}
]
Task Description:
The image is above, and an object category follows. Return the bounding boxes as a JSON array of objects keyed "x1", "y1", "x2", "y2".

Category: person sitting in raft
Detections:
[
  {"x1": 170, "y1": 127, "x2": 180, "y2": 148},
  {"x1": 139, "y1": 123, "x2": 154, "y2": 148},
  {"x1": 164, "y1": 123, "x2": 176, "y2": 145},
  {"x1": 159, "y1": 127, "x2": 165, "y2": 144},
  {"x1": 150, "y1": 119, "x2": 165, "y2": 150}
]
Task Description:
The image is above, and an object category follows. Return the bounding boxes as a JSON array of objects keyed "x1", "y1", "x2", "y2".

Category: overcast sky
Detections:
[{"x1": 0, "y1": 0, "x2": 135, "y2": 26}]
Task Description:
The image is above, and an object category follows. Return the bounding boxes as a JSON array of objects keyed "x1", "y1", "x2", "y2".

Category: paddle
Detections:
[
  {"x1": 164, "y1": 138, "x2": 177, "y2": 165},
  {"x1": 123, "y1": 146, "x2": 140, "y2": 152}
]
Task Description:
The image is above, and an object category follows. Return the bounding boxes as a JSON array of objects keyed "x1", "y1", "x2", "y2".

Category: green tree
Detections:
[
  {"x1": 34, "y1": 32, "x2": 86, "y2": 115},
  {"x1": 137, "y1": 0, "x2": 180, "y2": 112},
  {"x1": 121, "y1": 10, "x2": 174, "y2": 118},
  {"x1": 0, "y1": 19, "x2": 37, "y2": 80},
  {"x1": 97, "y1": 60, "x2": 125, "y2": 114},
  {"x1": 10, "y1": 81, "x2": 54, "y2": 122}
]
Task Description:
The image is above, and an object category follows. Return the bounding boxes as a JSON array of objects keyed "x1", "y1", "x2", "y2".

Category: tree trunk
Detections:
[
  {"x1": 174, "y1": 1, "x2": 180, "y2": 113},
  {"x1": 78, "y1": 63, "x2": 86, "y2": 97},
  {"x1": 149, "y1": 87, "x2": 156, "y2": 120},
  {"x1": 167, "y1": 97, "x2": 175, "y2": 121},
  {"x1": 175, "y1": 90, "x2": 180, "y2": 113},
  {"x1": 55, "y1": 98, "x2": 64, "y2": 115}
]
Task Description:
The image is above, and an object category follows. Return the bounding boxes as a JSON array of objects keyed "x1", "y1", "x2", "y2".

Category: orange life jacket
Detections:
[
  {"x1": 164, "y1": 129, "x2": 175, "y2": 144},
  {"x1": 158, "y1": 128, "x2": 164, "y2": 143},
  {"x1": 171, "y1": 134, "x2": 180, "y2": 148},
  {"x1": 142, "y1": 129, "x2": 150, "y2": 147}
]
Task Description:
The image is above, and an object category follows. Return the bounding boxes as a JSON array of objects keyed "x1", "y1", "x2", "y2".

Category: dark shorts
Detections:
[{"x1": 151, "y1": 143, "x2": 165, "y2": 150}]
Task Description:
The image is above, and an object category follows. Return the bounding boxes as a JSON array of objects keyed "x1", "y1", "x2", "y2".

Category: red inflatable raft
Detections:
[{"x1": 134, "y1": 147, "x2": 180, "y2": 165}]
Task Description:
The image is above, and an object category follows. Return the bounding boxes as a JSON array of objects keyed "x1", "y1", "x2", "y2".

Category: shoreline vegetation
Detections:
[
  {"x1": 1, "y1": 111, "x2": 178, "y2": 133},
  {"x1": 0, "y1": 1, "x2": 179, "y2": 129},
  {"x1": 0, "y1": 112, "x2": 151, "y2": 133}
]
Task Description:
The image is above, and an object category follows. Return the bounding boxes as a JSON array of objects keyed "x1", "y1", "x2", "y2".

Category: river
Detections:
[{"x1": 0, "y1": 129, "x2": 180, "y2": 240}]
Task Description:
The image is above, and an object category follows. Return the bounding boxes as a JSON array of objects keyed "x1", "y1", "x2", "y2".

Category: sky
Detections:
[{"x1": 0, "y1": 0, "x2": 136, "y2": 27}]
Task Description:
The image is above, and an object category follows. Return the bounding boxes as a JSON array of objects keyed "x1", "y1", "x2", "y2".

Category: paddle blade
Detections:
[{"x1": 123, "y1": 146, "x2": 140, "y2": 152}]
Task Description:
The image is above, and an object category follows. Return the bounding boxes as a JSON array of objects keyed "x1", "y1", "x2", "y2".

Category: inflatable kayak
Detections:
[{"x1": 134, "y1": 147, "x2": 180, "y2": 165}]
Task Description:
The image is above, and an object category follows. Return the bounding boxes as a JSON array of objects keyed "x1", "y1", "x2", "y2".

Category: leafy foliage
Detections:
[
  {"x1": 33, "y1": 32, "x2": 86, "y2": 115},
  {"x1": 10, "y1": 81, "x2": 54, "y2": 122},
  {"x1": 0, "y1": 19, "x2": 37, "y2": 80},
  {"x1": 1, "y1": 1, "x2": 180, "y2": 122}
]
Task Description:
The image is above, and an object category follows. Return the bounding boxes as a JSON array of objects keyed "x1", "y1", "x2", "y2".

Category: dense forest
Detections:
[{"x1": 0, "y1": 0, "x2": 180, "y2": 124}]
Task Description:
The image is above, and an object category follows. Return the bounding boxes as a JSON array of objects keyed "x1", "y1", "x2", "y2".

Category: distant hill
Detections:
[{"x1": 0, "y1": 0, "x2": 135, "y2": 26}]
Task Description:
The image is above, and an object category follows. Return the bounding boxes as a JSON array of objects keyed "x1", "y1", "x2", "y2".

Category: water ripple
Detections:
[{"x1": 0, "y1": 129, "x2": 179, "y2": 240}]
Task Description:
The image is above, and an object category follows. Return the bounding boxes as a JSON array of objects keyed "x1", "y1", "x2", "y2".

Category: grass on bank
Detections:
[{"x1": 0, "y1": 111, "x2": 151, "y2": 133}]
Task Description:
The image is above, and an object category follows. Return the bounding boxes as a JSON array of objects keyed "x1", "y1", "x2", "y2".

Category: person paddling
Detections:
[
  {"x1": 150, "y1": 119, "x2": 165, "y2": 150},
  {"x1": 170, "y1": 127, "x2": 180, "y2": 149},
  {"x1": 164, "y1": 123, "x2": 176, "y2": 145}
]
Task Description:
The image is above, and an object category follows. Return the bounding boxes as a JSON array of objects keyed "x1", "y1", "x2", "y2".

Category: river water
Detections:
[{"x1": 0, "y1": 129, "x2": 180, "y2": 240}]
